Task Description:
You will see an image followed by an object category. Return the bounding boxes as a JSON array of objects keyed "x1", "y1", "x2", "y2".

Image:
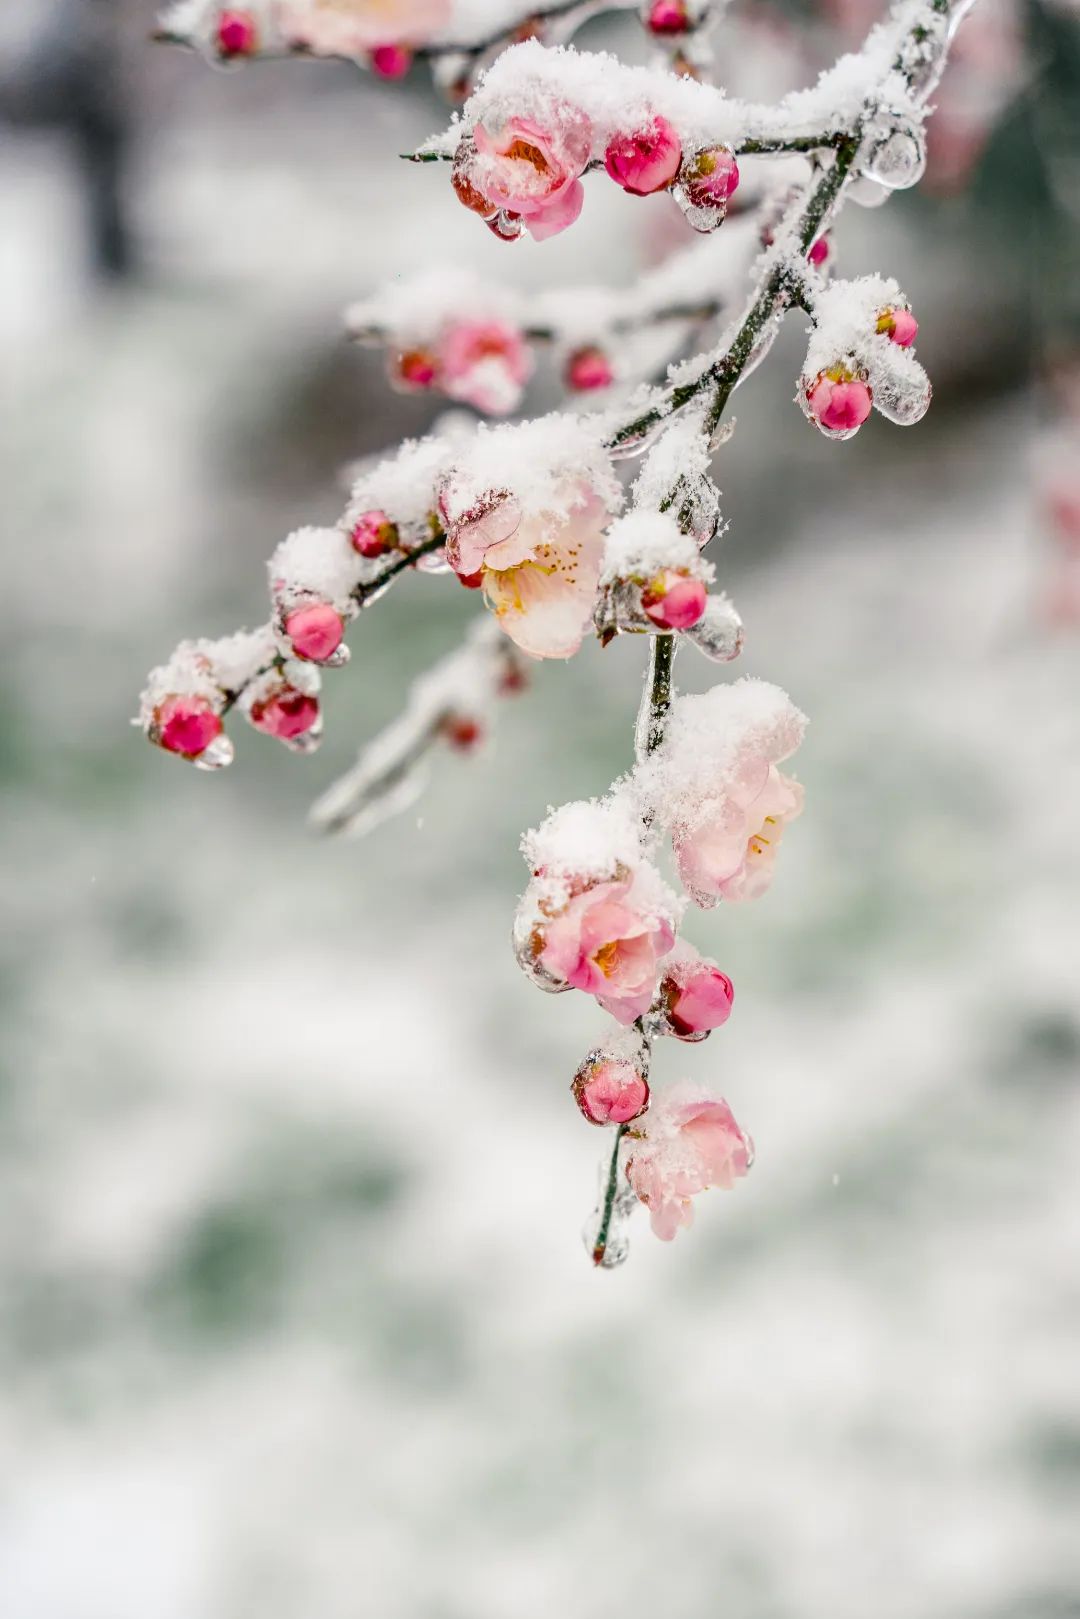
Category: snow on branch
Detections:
[{"x1": 139, "y1": 0, "x2": 979, "y2": 1267}]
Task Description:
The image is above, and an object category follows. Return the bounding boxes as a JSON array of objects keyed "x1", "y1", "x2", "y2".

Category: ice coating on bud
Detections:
[
  {"x1": 805, "y1": 370, "x2": 873, "y2": 438},
  {"x1": 659, "y1": 944, "x2": 734, "y2": 1039},
  {"x1": 644, "y1": 0, "x2": 690, "y2": 34},
  {"x1": 250, "y1": 688, "x2": 321, "y2": 743},
  {"x1": 369, "y1": 44, "x2": 411, "y2": 78},
  {"x1": 216, "y1": 9, "x2": 258, "y2": 55},
  {"x1": 672, "y1": 147, "x2": 739, "y2": 233},
  {"x1": 869, "y1": 347, "x2": 932, "y2": 426},
  {"x1": 683, "y1": 593, "x2": 743, "y2": 662},
  {"x1": 807, "y1": 235, "x2": 830, "y2": 267},
  {"x1": 604, "y1": 118, "x2": 682, "y2": 197},
  {"x1": 626, "y1": 1082, "x2": 753, "y2": 1241},
  {"x1": 877, "y1": 306, "x2": 919, "y2": 346},
  {"x1": 156, "y1": 695, "x2": 224, "y2": 759},
  {"x1": 285, "y1": 603, "x2": 345, "y2": 662},
  {"x1": 565, "y1": 347, "x2": 614, "y2": 392},
  {"x1": 573, "y1": 1055, "x2": 650, "y2": 1125},
  {"x1": 641, "y1": 571, "x2": 708, "y2": 630}
]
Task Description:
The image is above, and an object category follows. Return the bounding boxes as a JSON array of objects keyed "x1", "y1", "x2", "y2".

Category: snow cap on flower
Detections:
[
  {"x1": 634, "y1": 677, "x2": 807, "y2": 906},
  {"x1": 626, "y1": 1081, "x2": 753, "y2": 1240},
  {"x1": 438, "y1": 415, "x2": 622, "y2": 659},
  {"x1": 515, "y1": 795, "x2": 681, "y2": 1022},
  {"x1": 341, "y1": 432, "x2": 459, "y2": 557},
  {"x1": 452, "y1": 95, "x2": 593, "y2": 241}
]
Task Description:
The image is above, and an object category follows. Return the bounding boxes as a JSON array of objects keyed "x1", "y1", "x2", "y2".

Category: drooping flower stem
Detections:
[{"x1": 592, "y1": 1122, "x2": 630, "y2": 1266}]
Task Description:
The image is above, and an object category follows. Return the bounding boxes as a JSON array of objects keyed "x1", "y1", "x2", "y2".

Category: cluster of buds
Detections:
[
  {"x1": 140, "y1": 627, "x2": 323, "y2": 769},
  {"x1": 449, "y1": 97, "x2": 740, "y2": 242},
  {"x1": 799, "y1": 279, "x2": 929, "y2": 440}
]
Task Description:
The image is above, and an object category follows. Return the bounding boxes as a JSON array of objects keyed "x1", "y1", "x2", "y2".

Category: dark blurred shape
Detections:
[{"x1": 0, "y1": 0, "x2": 133, "y2": 278}]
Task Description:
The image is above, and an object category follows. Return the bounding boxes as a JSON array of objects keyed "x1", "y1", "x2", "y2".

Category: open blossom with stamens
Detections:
[
  {"x1": 676, "y1": 765, "x2": 804, "y2": 904},
  {"x1": 535, "y1": 876, "x2": 676, "y2": 1024},
  {"x1": 444, "y1": 485, "x2": 612, "y2": 659},
  {"x1": 280, "y1": 0, "x2": 451, "y2": 54},
  {"x1": 604, "y1": 117, "x2": 682, "y2": 196},
  {"x1": 439, "y1": 320, "x2": 533, "y2": 415},
  {"x1": 455, "y1": 109, "x2": 593, "y2": 241},
  {"x1": 626, "y1": 1083, "x2": 753, "y2": 1241}
]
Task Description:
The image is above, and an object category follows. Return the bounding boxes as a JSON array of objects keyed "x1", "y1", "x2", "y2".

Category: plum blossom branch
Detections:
[{"x1": 139, "y1": 0, "x2": 978, "y2": 1267}]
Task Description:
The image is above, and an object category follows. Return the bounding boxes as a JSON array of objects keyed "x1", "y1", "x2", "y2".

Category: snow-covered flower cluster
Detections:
[{"x1": 144, "y1": 0, "x2": 982, "y2": 1266}]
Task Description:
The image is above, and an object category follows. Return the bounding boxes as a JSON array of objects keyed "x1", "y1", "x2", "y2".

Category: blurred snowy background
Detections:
[{"x1": 3, "y1": 1, "x2": 1080, "y2": 1616}]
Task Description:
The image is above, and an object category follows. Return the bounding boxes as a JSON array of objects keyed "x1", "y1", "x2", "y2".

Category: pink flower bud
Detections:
[
  {"x1": 877, "y1": 306, "x2": 918, "y2": 346},
  {"x1": 805, "y1": 371, "x2": 873, "y2": 435},
  {"x1": 664, "y1": 963, "x2": 734, "y2": 1037},
  {"x1": 641, "y1": 571, "x2": 708, "y2": 630},
  {"x1": 350, "y1": 509, "x2": 398, "y2": 558},
  {"x1": 565, "y1": 347, "x2": 614, "y2": 391},
  {"x1": 645, "y1": 0, "x2": 691, "y2": 34},
  {"x1": 249, "y1": 689, "x2": 320, "y2": 741},
  {"x1": 604, "y1": 118, "x2": 683, "y2": 196},
  {"x1": 572, "y1": 1058, "x2": 650, "y2": 1126},
  {"x1": 442, "y1": 713, "x2": 484, "y2": 752},
  {"x1": 216, "y1": 9, "x2": 258, "y2": 56},
  {"x1": 155, "y1": 695, "x2": 223, "y2": 759},
  {"x1": 369, "y1": 44, "x2": 412, "y2": 78},
  {"x1": 807, "y1": 235, "x2": 830, "y2": 266},
  {"x1": 679, "y1": 146, "x2": 740, "y2": 207},
  {"x1": 395, "y1": 349, "x2": 439, "y2": 390},
  {"x1": 285, "y1": 603, "x2": 345, "y2": 662}
]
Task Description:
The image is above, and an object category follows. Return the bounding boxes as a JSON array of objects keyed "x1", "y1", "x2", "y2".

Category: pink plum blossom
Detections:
[
  {"x1": 439, "y1": 319, "x2": 533, "y2": 415},
  {"x1": 538, "y1": 878, "x2": 675, "y2": 1023},
  {"x1": 284, "y1": 603, "x2": 345, "y2": 662},
  {"x1": 604, "y1": 118, "x2": 683, "y2": 196},
  {"x1": 645, "y1": 0, "x2": 691, "y2": 34},
  {"x1": 216, "y1": 9, "x2": 258, "y2": 55},
  {"x1": 249, "y1": 687, "x2": 320, "y2": 741},
  {"x1": 675, "y1": 764, "x2": 804, "y2": 904},
  {"x1": 350, "y1": 509, "x2": 398, "y2": 557},
  {"x1": 445, "y1": 484, "x2": 611, "y2": 659},
  {"x1": 660, "y1": 948, "x2": 734, "y2": 1038},
  {"x1": 640, "y1": 570, "x2": 708, "y2": 630},
  {"x1": 369, "y1": 43, "x2": 412, "y2": 77},
  {"x1": 155, "y1": 695, "x2": 223, "y2": 759},
  {"x1": 281, "y1": 0, "x2": 451, "y2": 54},
  {"x1": 877, "y1": 306, "x2": 919, "y2": 346},
  {"x1": 679, "y1": 146, "x2": 740, "y2": 208},
  {"x1": 462, "y1": 111, "x2": 593, "y2": 240},
  {"x1": 565, "y1": 347, "x2": 615, "y2": 392},
  {"x1": 572, "y1": 1057, "x2": 650, "y2": 1125},
  {"x1": 805, "y1": 370, "x2": 873, "y2": 435},
  {"x1": 627, "y1": 1083, "x2": 753, "y2": 1240}
]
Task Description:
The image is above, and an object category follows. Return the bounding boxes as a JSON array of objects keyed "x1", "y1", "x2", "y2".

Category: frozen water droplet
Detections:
[
  {"x1": 857, "y1": 115, "x2": 926, "y2": 191},
  {"x1": 413, "y1": 546, "x2": 451, "y2": 575},
  {"x1": 684, "y1": 594, "x2": 743, "y2": 661},
  {"x1": 321, "y1": 644, "x2": 351, "y2": 669},
  {"x1": 671, "y1": 181, "x2": 727, "y2": 234},
  {"x1": 193, "y1": 733, "x2": 235, "y2": 771},
  {"x1": 581, "y1": 1209, "x2": 631, "y2": 1269},
  {"x1": 847, "y1": 175, "x2": 891, "y2": 209},
  {"x1": 870, "y1": 350, "x2": 932, "y2": 426},
  {"x1": 283, "y1": 718, "x2": 323, "y2": 756},
  {"x1": 610, "y1": 418, "x2": 669, "y2": 461},
  {"x1": 511, "y1": 908, "x2": 570, "y2": 993}
]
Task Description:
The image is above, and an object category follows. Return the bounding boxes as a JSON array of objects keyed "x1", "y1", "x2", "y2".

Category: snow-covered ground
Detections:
[{"x1": 2, "y1": 26, "x2": 1079, "y2": 1619}]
